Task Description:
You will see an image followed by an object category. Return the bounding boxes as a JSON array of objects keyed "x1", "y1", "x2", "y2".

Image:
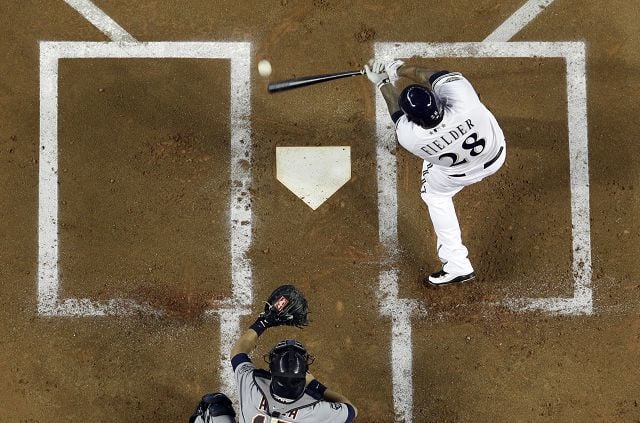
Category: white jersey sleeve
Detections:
[{"x1": 431, "y1": 71, "x2": 481, "y2": 112}]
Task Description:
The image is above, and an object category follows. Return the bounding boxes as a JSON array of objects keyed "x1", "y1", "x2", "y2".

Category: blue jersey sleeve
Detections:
[
  {"x1": 344, "y1": 403, "x2": 356, "y2": 422},
  {"x1": 231, "y1": 353, "x2": 251, "y2": 371}
]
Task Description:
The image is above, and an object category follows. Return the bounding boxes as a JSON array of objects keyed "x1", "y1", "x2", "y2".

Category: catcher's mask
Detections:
[
  {"x1": 398, "y1": 84, "x2": 444, "y2": 129},
  {"x1": 266, "y1": 339, "x2": 315, "y2": 403}
]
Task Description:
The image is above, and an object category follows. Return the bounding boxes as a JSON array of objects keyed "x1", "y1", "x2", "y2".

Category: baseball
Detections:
[{"x1": 258, "y1": 59, "x2": 272, "y2": 77}]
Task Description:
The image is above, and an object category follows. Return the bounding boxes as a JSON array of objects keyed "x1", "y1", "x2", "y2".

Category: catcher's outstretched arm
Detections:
[{"x1": 231, "y1": 328, "x2": 259, "y2": 357}]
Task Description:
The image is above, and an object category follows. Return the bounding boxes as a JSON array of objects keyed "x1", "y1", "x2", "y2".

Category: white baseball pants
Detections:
[{"x1": 420, "y1": 149, "x2": 506, "y2": 274}]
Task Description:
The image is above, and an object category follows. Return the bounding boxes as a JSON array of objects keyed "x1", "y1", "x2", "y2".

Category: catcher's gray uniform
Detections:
[{"x1": 231, "y1": 354, "x2": 356, "y2": 423}]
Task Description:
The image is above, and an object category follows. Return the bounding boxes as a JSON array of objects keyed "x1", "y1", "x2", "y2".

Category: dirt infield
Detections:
[{"x1": 1, "y1": 1, "x2": 639, "y2": 422}]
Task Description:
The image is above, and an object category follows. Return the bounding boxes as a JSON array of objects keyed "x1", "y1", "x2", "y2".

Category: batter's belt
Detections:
[{"x1": 449, "y1": 146, "x2": 504, "y2": 177}]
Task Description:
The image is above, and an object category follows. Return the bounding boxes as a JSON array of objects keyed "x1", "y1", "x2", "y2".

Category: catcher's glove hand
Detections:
[{"x1": 256, "y1": 284, "x2": 310, "y2": 330}]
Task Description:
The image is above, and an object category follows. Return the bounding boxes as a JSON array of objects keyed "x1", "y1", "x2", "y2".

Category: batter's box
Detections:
[
  {"x1": 374, "y1": 42, "x2": 591, "y2": 316},
  {"x1": 38, "y1": 41, "x2": 253, "y2": 317}
]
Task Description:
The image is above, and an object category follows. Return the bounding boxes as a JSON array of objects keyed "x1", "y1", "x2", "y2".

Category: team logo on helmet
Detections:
[{"x1": 398, "y1": 84, "x2": 444, "y2": 129}]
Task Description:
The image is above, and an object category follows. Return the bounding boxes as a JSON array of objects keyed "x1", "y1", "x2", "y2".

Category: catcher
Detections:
[{"x1": 189, "y1": 285, "x2": 357, "y2": 423}]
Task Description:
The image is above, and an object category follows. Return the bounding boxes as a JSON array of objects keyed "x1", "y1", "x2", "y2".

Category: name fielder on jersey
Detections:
[{"x1": 418, "y1": 118, "x2": 478, "y2": 157}]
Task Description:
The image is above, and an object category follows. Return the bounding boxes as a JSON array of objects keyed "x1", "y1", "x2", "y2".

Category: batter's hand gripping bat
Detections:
[{"x1": 267, "y1": 69, "x2": 365, "y2": 93}]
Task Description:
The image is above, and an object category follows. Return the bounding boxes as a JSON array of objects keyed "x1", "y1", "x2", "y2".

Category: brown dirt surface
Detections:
[{"x1": 1, "y1": 0, "x2": 639, "y2": 422}]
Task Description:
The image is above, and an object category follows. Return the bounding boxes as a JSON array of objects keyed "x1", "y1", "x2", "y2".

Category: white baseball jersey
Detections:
[
  {"x1": 232, "y1": 354, "x2": 355, "y2": 423},
  {"x1": 395, "y1": 72, "x2": 505, "y2": 176}
]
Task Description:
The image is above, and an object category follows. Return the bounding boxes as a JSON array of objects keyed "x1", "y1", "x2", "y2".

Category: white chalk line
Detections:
[
  {"x1": 40, "y1": 41, "x2": 250, "y2": 59},
  {"x1": 484, "y1": 0, "x2": 556, "y2": 42},
  {"x1": 38, "y1": 44, "x2": 60, "y2": 315},
  {"x1": 37, "y1": 40, "x2": 254, "y2": 393},
  {"x1": 63, "y1": 0, "x2": 137, "y2": 43},
  {"x1": 375, "y1": 41, "x2": 592, "y2": 422},
  {"x1": 215, "y1": 307, "x2": 252, "y2": 403}
]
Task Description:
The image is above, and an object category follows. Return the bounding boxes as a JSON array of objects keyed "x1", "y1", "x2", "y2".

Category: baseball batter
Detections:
[{"x1": 365, "y1": 59, "x2": 507, "y2": 285}]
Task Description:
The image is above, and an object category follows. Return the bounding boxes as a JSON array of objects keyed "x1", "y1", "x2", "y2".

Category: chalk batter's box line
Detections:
[{"x1": 37, "y1": 41, "x2": 254, "y2": 318}]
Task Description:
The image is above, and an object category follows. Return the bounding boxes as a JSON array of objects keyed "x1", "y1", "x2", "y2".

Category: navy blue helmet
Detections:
[
  {"x1": 268, "y1": 340, "x2": 313, "y2": 403},
  {"x1": 398, "y1": 84, "x2": 444, "y2": 129}
]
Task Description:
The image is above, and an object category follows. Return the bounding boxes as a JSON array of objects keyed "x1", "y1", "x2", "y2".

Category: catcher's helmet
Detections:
[
  {"x1": 268, "y1": 340, "x2": 314, "y2": 403},
  {"x1": 398, "y1": 84, "x2": 444, "y2": 129}
]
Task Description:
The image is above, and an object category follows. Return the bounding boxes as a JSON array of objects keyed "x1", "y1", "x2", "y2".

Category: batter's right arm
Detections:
[{"x1": 395, "y1": 63, "x2": 439, "y2": 86}]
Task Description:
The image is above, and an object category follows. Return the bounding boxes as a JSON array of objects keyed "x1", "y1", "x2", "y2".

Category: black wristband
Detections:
[
  {"x1": 249, "y1": 319, "x2": 267, "y2": 336},
  {"x1": 376, "y1": 78, "x2": 390, "y2": 89},
  {"x1": 306, "y1": 379, "x2": 327, "y2": 400}
]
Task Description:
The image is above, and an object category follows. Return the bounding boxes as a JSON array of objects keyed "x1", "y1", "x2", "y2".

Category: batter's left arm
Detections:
[
  {"x1": 378, "y1": 82, "x2": 403, "y2": 124},
  {"x1": 364, "y1": 60, "x2": 403, "y2": 124}
]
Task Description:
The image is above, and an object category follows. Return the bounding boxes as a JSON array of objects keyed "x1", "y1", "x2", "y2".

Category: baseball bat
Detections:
[{"x1": 267, "y1": 69, "x2": 365, "y2": 93}]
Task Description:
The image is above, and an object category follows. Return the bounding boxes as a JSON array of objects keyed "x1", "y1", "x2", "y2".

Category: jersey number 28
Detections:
[{"x1": 438, "y1": 132, "x2": 486, "y2": 167}]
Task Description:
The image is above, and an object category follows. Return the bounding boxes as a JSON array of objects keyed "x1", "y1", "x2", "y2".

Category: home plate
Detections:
[{"x1": 276, "y1": 146, "x2": 351, "y2": 210}]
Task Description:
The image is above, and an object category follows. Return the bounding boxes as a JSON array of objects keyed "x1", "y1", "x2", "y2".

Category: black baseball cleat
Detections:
[{"x1": 426, "y1": 268, "x2": 476, "y2": 286}]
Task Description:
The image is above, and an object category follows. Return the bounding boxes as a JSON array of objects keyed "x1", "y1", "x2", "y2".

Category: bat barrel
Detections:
[{"x1": 268, "y1": 69, "x2": 365, "y2": 93}]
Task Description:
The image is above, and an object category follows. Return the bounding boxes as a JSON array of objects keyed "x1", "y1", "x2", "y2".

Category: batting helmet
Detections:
[
  {"x1": 268, "y1": 339, "x2": 314, "y2": 403},
  {"x1": 398, "y1": 84, "x2": 444, "y2": 129}
]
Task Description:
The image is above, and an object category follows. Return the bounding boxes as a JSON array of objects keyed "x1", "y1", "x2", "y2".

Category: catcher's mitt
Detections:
[{"x1": 260, "y1": 284, "x2": 309, "y2": 328}]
